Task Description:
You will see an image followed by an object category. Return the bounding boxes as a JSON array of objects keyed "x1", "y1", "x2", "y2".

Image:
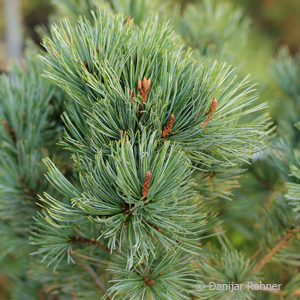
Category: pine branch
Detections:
[
  {"x1": 69, "y1": 236, "x2": 110, "y2": 252},
  {"x1": 71, "y1": 252, "x2": 111, "y2": 265},
  {"x1": 253, "y1": 227, "x2": 298, "y2": 271},
  {"x1": 250, "y1": 168, "x2": 274, "y2": 191},
  {"x1": 18, "y1": 176, "x2": 39, "y2": 202},
  {"x1": 76, "y1": 258, "x2": 110, "y2": 298},
  {"x1": 34, "y1": 9, "x2": 272, "y2": 299},
  {"x1": 249, "y1": 248, "x2": 262, "y2": 263}
]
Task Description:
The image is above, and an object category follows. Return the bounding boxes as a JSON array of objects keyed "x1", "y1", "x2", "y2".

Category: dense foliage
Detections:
[{"x1": 0, "y1": 0, "x2": 299, "y2": 299}]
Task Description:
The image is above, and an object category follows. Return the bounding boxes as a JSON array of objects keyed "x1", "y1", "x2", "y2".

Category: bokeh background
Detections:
[{"x1": 0, "y1": 0, "x2": 300, "y2": 72}]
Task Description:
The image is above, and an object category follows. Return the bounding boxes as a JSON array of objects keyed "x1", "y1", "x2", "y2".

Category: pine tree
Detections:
[
  {"x1": 2, "y1": 0, "x2": 299, "y2": 299},
  {"x1": 25, "y1": 9, "x2": 270, "y2": 299}
]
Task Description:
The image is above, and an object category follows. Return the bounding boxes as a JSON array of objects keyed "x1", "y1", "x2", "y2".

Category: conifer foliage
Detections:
[
  {"x1": 271, "y1": 49, "x2": 300, "y2": 222},
  {"x1": 0, "y1": 52, "x2": 62, "y2": 255},
  {"x1": 22, "y1": 9, "x2": 271, "y2": 299}
]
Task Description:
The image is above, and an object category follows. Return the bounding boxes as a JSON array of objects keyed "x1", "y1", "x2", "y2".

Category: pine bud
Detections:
[
  {"x1": 154, "y1": 225, "x2": 162, "y2": 233},
  {"x1": 201, "y1": 98, "x2": 218, "y2": 127},
  {"x1": 119, "y1": 129, "x2": 128, "y2": 142},
  {"x1": 138, "y1": 77, "x2": 151, "y2": 103},
  {"x1": 122, "y1": 203, "x2": 132, "y2": 214},
  {"x1": 3, "y1": 120, "x2": 11, "y2": 132},
  {"x1": 142, "y1": 171, "x2": 151, "y2": 199},
  {"x1": 125, "y1": 15, "x2": 133, "y2": 23},
  {"x1": 144, "y1": 277, "x2": 155, "y2": 286},
  {"x1": 162, "y1": 113, "x2": 175, "y2": 138},
  {"x1": 84, "y1": 61, "x2": 90, "y2": 73},
  {"x1": 119, "y1": 129, "x2": 124, "y2": 139},
  {"x1": 2, "y1": 120, "x2": 16, "y2": 142},
  {"x1": 147, "y1": 280, "x2": 155, "y2": 286},
  {"x1": 208, "y1": 98, "x2": 218, "y2": 119}
]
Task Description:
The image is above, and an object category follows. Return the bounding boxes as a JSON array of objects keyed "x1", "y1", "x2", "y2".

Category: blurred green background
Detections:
[{"x1": 0, "y1": 0, "x2": 300, "y2": 72}]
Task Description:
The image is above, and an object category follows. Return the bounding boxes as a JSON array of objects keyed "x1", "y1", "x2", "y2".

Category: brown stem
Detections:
[
  {"x1": 76, "y1": 258, "x2": 110, "y2": 299},
  {"x1": 71, "y1": 252, "x2": 111, "y2": 265},
  {"x1": 0, "y1": 273, "x2": 8, "y2": 300},
  {"x1": 249, "y1": 248, "x2": 262, "y2": 263},
  {"x1": 69, "y1": 236, "x2": 110, "y2": 252},
  {"x1": 147, "y1": 222, "x2": 161, "y2": 233},
  {"x1": 253, "y1": 228, "x2": 297, "y2": 271},
  {"x1": 17, "y1": 176, "x2": 39, "y2": 201},
  {"x1": 250, "y1": 169, "x2": 274, "y2": 191}
]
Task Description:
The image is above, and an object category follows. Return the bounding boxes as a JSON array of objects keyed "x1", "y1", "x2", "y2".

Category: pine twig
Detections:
[
  {"x1": 76, "y1": 258, "x2": 110, "y2": 299},
  {"x1": 69, "y1": 236, "x2": 110, "y2": 252},
  {"x1": 71, "y1": 252, "x2": 112, "y2": 265},
  {"x1": 249, "y1": 247, "x2": 262, "y2": 263},
  {"x1": 250, "y1": 168, "x2": 274, "y2": 191},
  {"x1": 253, "y1": 228, "x2": 297, "y2": 271},
  {"x1": 18, "y1": 176, "x2": 38, "y2": 200}
]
